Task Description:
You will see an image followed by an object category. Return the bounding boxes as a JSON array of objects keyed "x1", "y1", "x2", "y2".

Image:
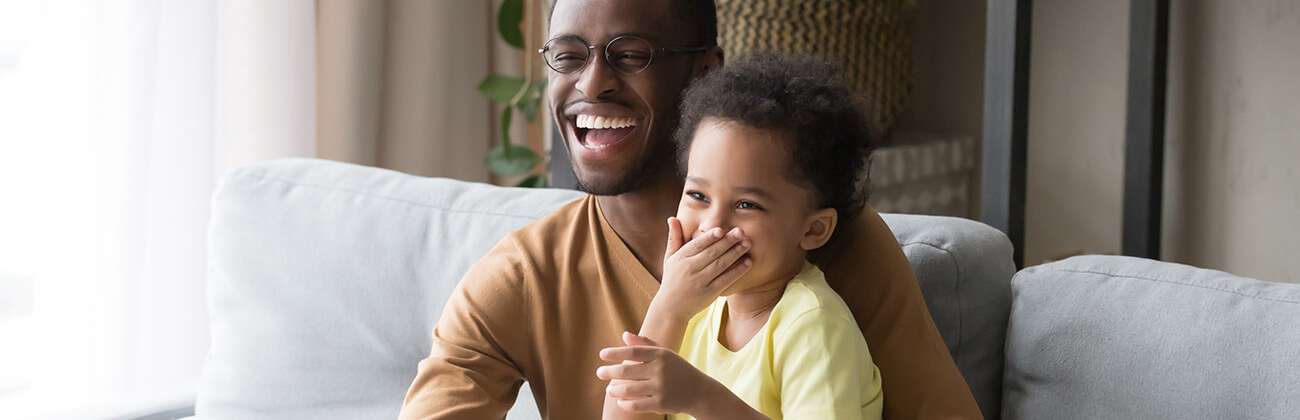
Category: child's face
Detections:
[{"x1": 676, "y1": 118, "x2": 837, "y2": 294}]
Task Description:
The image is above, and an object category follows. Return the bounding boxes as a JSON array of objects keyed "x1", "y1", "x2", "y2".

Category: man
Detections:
[{"x1": 399, "y1": 1, "x2": 982, "y2": 419}]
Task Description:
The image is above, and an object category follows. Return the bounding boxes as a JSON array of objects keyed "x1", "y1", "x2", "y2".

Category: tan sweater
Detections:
[{"x1": 399, "y1": 195, "x2": 981, "y2": 419}]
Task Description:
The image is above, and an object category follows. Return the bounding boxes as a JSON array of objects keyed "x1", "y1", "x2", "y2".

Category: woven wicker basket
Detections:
[{"x1": 715, "y1": 0, "x2": 915, "y2": 138}]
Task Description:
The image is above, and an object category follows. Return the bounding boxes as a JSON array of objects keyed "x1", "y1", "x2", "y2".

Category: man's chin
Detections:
[
  {"x1": 568, "y1": 138, "x2": 677, "y2": 196},
  {"x1": 573, "y1": 170, "x2": 642, "y2": 196}
]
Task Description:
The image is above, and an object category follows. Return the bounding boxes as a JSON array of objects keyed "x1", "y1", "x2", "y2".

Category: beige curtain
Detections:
[{"x1": 318, "y1": 0, "x2": 544, "y2": 182}]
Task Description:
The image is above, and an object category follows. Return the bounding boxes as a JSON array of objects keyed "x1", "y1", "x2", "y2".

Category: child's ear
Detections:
[{"x1": 799, "y1": 208, "x2": 838, "y2": 251}]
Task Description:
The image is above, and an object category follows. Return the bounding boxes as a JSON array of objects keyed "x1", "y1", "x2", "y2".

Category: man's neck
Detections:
[{"x1": 596, "y1": 173, "x2": 683, "y2": 280}]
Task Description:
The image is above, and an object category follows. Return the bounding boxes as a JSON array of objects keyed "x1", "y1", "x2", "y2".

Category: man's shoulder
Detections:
[
  {"x1": 461, "y1": 194, "x2": 595, "y2": 283},
  {"x1": 506, "y1": 194, "x2": 595, "y2": 246}
]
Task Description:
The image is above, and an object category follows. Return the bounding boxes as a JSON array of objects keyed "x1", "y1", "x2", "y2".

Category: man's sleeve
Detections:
[
  {"x1": 819, "y1": 206, "x2": 984, "y2": 420},
  {"x1": 775, "y1": 312, "x2": 883, "y2": 420},
  {"x1": 399, "y1": 237, "x2": 535, "y2": 419}
]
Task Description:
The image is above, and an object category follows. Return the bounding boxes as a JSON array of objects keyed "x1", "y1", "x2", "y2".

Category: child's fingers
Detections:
[
  {"x1": 682, "y1": 227, "x2": 744, "y2": 265},
  {"x1": 674, "y1": 227, "x2": 725, "y2": 258},
  {"x1": 599, "y1": 345, "x2": 662, "y2": 363},
  {"x1": 616, "y1": 397, "x2": 662, "y2": 414},
  {"x1": 707, "y1": 255, "x2": 753, "y2": 291},
  {"x1": 698, "y1": 239, "x2": 750, "y2": 281},
  {"x1": 595, "y1": 360, "x2": 655, "y2": 381},
  {"x1": 606, "y1": 380, "x2": 657, "y2": 399},
  {"x1": 665, "y1": 218, "x2": 685, "y2": 257},
  {"x1": 622, "y1": 331, "x2": 662, "y2": 347}
]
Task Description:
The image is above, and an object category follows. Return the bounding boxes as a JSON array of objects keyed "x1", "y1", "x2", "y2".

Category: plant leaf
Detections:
[
  {"x1": 478, "y1": 74, "x2": 525, "y2": 104},
  {"x1": 517, "y1": 175, "x2": 547, "y2": 188},
  {"x1": 515, "y1": 80, "x2": 547, "y2": 122},
  {"x1": 488, "y1": 107, "x2": 539, "y2": 176},
  {"x1": 497, "y1": 0, "x2": 525, "y2": 49},
  {"x1": 487, "y1": 144, "x2": 541, "y2": 177}
]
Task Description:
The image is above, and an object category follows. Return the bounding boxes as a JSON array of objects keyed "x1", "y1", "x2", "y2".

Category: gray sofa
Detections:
[{"x1": 146, "y1": 159, "x2": 1297, "y2": 419}]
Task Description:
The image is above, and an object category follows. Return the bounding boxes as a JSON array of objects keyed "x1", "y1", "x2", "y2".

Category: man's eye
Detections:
[
  {"x1": 737, "y1": 201, "x2": 762, "y2": 210},
  {"x1": 614, "y1": 53, "x2": 650, "y2": 63},
  {"x1": 554, "y1": 53, "x2": 585, "y2": 62}
]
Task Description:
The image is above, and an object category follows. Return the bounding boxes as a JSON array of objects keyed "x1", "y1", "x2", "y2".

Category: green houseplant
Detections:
[{"x1": 477, "y1": 0, "x2": 548, "y2": 187}]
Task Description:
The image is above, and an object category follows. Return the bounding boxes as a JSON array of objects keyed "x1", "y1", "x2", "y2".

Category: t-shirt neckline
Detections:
[{"x1": 592, "y1": 195, "x2": 663, "y2": 299}]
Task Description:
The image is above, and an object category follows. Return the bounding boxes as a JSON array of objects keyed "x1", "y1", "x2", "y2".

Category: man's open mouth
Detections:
[{"x1": 574, "y1": 115, "x2": 639, "y2": 150}]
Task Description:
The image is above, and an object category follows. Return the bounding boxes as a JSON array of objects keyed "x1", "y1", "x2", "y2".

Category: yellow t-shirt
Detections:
[{"x1": 671, "y1": 262, "x2": 884, "y2": 420}]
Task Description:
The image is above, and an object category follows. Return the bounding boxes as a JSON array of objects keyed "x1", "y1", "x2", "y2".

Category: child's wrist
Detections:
[{"x1": 646, "y1": 298, "x2": 695, "y2": 324}]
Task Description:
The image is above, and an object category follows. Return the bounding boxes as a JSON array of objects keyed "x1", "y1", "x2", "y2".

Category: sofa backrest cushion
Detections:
[
  {"x1": 199, "y1": 159, "x2": 582, "y2": 419},
  {"x1": 886, "y1": 214, "x2": 1015, "y2": 418},
  {"x1": 1003, "y1": 255, "x2": 1300, "y2": 419},
  {"x1": 197, "y1": 158, "x2": 1013, "y2": 419}
]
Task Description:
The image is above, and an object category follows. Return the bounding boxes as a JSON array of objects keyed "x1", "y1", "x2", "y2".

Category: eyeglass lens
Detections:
[{"x1": 543, "y1": 36, "x2": 655, "y2": 75}]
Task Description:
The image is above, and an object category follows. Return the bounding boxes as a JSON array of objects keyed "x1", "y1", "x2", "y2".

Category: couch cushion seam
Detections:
[
  {"x1": 1042, "y1": 267, "x2": 1300, "y2": 304},
  {"x1": 228, "y1": 172, "x2": 570, "y2": 221},
  {"x1": 900, "y1": 240, "x2": 963, "y2": 358}
]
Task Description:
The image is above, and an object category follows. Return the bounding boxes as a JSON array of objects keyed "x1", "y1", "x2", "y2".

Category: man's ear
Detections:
[
  {"x1": 692, "y1": 46, "x2": 725, "y2": 78},
  {"x1": 799, "y1": 208, "x2": 837, "y2": 251}
]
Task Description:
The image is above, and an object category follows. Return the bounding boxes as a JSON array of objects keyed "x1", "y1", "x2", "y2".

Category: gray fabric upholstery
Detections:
[
  {"x1": 199, "y1": 159, "x2": 580, "y2": 419},
  {"x1": 197, "y1": 159, "x2": 1014, "y2": 419},
  {"x1": 890, "y1": 215, "x2": 1015, "y2": 419},
  {"x1": 1003, "y1": 255, "x2": 1300, "y2": 419}
]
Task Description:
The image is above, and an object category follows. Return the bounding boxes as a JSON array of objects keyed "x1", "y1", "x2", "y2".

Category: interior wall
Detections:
[
  {"x1": 897, "y1": 0, "x2": 986, "y2": 216},
  {"x1": 1162, "y1": 0, "x2": 1300, "y2": 282},
  {"x1": 1023, "y1": 0, "x2": 1130, "y2": 264},
  {"x1": 899, "y1": 0, "x2": 985, "y2": 139},
  {"x1": 903, "y1": 0, "x2": 1300, "y2": 282}
]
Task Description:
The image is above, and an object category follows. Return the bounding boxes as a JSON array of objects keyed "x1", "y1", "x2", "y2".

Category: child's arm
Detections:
[
  {"x1": 598, "y1": 219, "x2": 752, "y2": 420},
  {"x1": 598, "y1": 333, "x2": 771, "y2": 420}
]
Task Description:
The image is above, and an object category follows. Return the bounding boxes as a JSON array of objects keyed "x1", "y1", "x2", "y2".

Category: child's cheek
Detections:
[{"x1": 675, "y1": 213, "x2": 702, "y2": 242}]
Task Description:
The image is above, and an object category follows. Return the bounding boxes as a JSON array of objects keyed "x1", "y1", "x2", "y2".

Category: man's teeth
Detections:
[{"x1": 575, "y1": 115, "x2": 638, "y2": 130}]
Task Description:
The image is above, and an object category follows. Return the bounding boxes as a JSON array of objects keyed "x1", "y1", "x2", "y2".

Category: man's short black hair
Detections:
[
  {"x1": 674, "y1": 54, "x2": 873, "y2": 251},
  {"x1": 549, "y1": 0, "x2": 717, "y2": 47}
]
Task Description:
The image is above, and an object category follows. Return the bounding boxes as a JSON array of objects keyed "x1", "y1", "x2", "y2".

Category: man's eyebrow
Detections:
[
  {"x1": 610, "y1": 32, "x2": 655, "y2": 41},
  {"x1": 547, "y1": 33, "x2": 584, "y2": 43},
  {"x1": 546, "y1": 32, "x2": 658, "y2": 44}
]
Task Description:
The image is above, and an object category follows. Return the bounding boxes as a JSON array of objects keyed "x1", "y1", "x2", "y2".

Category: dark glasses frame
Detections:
[{"x1": 538, "y1": 34, "x2": 711, "y2": 75}]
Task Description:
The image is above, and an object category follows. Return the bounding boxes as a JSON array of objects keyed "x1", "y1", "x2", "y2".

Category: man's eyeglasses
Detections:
[{"x1": 538, "y1": 35, "x2": 710, "y2": 75}]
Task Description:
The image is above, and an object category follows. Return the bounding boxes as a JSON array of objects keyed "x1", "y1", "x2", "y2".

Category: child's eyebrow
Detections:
[
  {"x1": 734, "y1": 186, "x2": 774, "y2": 200},
  {"x1": 685, "y1": 176, "x2": 710, "y2": 186}
]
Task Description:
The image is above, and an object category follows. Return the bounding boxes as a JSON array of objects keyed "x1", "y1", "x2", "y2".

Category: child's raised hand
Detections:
[
  {"x1": 597, "y1": 332, "x2": 727, "y2": 415},
  {"x1": 652, "y1": 217, "x2": 752, "y2": 320}
]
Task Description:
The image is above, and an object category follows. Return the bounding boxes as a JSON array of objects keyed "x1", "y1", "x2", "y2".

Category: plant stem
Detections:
[
  {"x1": 509, "y1": 0, "x2": 536, "y2": 107},
  {"x1": 503, "y1": 0, "x2": 537, "y2": 160}
]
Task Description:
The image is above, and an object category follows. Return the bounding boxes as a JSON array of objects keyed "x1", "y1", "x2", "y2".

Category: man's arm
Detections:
[
  {"x1": 818, "y1": 206, "x2": 983, "y2": 420},
  {"x1": 399, "y1": 238, "x2": 535, "y2": 420}
]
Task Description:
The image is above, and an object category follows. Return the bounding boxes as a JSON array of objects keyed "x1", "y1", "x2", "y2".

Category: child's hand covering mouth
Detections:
[{"x1": 650, "y1": 217, "x2": 753, "y2": 320}]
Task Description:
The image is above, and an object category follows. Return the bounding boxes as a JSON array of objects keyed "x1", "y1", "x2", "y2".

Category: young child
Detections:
[{"x1": 596, "y1": 54, "x2": 883, "y2": 420}]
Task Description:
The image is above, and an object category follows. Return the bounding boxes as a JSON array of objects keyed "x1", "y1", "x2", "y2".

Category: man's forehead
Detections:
[{"x1": 548, "y1": 0, "x2": 678, "y2": 42}]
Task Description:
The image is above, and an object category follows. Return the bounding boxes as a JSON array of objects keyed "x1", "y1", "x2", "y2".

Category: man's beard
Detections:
[{"x1": 572, "y1": 138, "x2": 677, "y2": 196}]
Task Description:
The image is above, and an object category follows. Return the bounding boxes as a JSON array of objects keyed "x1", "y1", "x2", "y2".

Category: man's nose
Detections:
[{"x1": 575, "y1": 55, "x2": 621, "y2": 99}]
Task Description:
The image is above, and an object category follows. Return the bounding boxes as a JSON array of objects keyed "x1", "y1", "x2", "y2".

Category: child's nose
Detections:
[{"x1": 695, "y1": 212, "x2": 734, "y2": 237}]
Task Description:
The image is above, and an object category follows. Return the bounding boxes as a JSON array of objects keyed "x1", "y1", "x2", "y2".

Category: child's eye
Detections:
[
  {"x1": 686, "y1": 191, "x2": 708, "y2": 202},
  {"x1": 736, "y1": 200, "x2": 763, "y2": 210}
]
